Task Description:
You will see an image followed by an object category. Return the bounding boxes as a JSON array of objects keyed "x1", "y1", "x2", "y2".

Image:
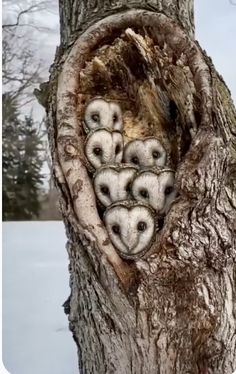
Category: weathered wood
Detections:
[{"x1": 45, "y1": 1, "x2": 236, "y2": 373}]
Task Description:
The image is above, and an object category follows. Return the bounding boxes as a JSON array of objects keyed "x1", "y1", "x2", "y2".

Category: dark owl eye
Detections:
[
  {"x1": 113, "y1": 113, "x2": 118, "y2": 122},
  {"x1": 165, "y1": 186, "x2": 173, "y2": 195},
  {"x1": 140, "y1": 189, "x2": 149, "y2": 198},
  {"x1": 152, "y1": 150, "x2": 160, "y2": 159},
  {"x1": 126, "y1": 182, "x2": 132, "y2": 193},
  {"x1": 93, "y1": 147, "x2": 102, "y2": 156},
  {"x1": 137, "y1": 221, "x2": 147, "y2": 232},
  {"x1": 112, "y1": 225, "x2": 120, "y2": 235},
  {"x1": 115, "y1": 144, "x2": 121, "y2": 154},
  {"x1": 131, "y1": 156, "x2": 139, "y2": 165},
  {"x1": 101, "y1": 185, "x2": 109, "y2": 195},
  {"x1": 91, "y1": 113, "x2": 100, "y2": 122}
]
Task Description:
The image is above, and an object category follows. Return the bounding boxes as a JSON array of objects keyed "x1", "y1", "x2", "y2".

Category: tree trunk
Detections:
[{"x1": 43, "y1": 0, "x2": 236, "y2": 373}]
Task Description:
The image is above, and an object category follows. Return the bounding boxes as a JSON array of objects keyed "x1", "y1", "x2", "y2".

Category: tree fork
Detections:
[{"x1": 44, "y1": 2, "x2": 236, "y2": 374}]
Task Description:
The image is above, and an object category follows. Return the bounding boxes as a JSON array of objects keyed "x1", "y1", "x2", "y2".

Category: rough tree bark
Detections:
[{"x1": 40, "y1": 0, "x2": 236, "y2": 373}]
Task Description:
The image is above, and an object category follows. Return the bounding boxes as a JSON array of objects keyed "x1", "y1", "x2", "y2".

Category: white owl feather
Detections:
[
  {"x1": 132, "y1": 168, "x2": 176, "y2": 214},
  {"x1": 124, "y1": 137, "x2": 167, "y2": 168},
  {"x1": 85, "y1": 128, "x2": 123, "y2": 169},
  {"x1": 84, "y1": 98, "x2": 123, "y2": 133},
  {"x1": 104, "y1": 201, "x2": 155, "y2": 259},
  {"x1": 94, "y1": 164, "x2": 138, "y2": 207}
]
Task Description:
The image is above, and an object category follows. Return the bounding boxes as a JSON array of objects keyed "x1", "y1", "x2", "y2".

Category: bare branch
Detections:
[
  {"x1": 2, "y1": 27, "x2": 42, "y2": 103},
  {"x1": 2, "y1": 2, "x2": 50, "y2": 29}
]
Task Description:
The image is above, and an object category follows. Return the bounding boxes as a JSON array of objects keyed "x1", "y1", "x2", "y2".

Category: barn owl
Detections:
[
  {"x1": 84, "y1": 98, "x2": 123, "y2": 132},
  {"x1": 94, "y1": 164, "x2": 138, "y2": 207},
  {"x1": 104, "y1": 201, "x2": 155, "y2": 259},
  {"x1": 131, "y1": 169, "x2": 176, "y2": 214},
  {"x1": 123, "y1": 137, "x2": 167, "y2": 168},
  {"x1": 85, "y1": 128, "x2": 123, "y2": 169}
]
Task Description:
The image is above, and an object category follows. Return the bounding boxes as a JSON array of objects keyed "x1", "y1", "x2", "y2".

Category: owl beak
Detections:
[
  {"x1": 153, "y1": 200, "x2": 162, "y2": 211},
  {"x1": 153, "y1": 193, "x2": 166, "y2": 211},
  {"x1": 121, "y1": 235, "x2": 138, "y2": 252}
]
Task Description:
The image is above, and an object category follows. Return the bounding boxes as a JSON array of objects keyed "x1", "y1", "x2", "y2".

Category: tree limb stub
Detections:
[{"x1": 48, "y1": 8, "x2": 236, "y2": 373}]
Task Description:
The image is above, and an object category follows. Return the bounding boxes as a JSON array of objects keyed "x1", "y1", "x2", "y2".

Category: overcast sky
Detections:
[{"x1": 195, "y1": 0, "x2": 236, "y2": 102}]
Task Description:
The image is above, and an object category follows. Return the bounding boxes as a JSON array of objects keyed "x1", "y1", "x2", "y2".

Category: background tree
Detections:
[
  {"x1": 14, "y1": 115, "x2": 44, "y2": 220},
  {"x1": 41, "y1": 0, "x2": 236, "y2": 373},
  {"x1": 2, "y1": 0, "x2": 60, "y2": 220},
  {"x1": 2, "y1": 94, "x2": 44, "y2": 220},
  {"x1": 2, "y1": 93, "x2": 22, "y2": 220}
]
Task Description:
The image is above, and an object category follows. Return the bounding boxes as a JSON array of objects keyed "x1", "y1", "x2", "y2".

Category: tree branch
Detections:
[{"x1": 2, "y1": 1, "x2": 51, "y2": 29}]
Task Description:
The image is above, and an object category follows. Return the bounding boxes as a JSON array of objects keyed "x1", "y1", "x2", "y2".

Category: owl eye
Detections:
[
  {"x1": 152, "y1": 150, "x2": 160, "y2": 159},
  {"x1": 131, "y1": 156, "x2": 139, "y2": 165},
  {"x1": 115, "y1": 144, "x2": 121, "y2": 154},
  {"x1": 137, "y1": 221, "x2": 147, "y2": 232},
  {"x1": 113, "y1": 113, "x2": 118, "y2": 123},
  {"x1": 126, "y1": 182, "x2": 132, "y2": 193},
  {"x1": 91, "y1": 113, "x2": 100, "y2": 122},
  {"x1": 101, "y1": 185, "x2": 109, "y2": 195},
  {"x1": 93, "y1": 147, "x2": 102, "y2": 156},
  {"x1": 140, "y1": 189, "x2": 149, "y2": 198},
  {"x1": 165, "y1": 186, "x2": 173, "y2": 195},
  {"x1": 112, "y1": 224, "x2": 120, "y2": 235}
]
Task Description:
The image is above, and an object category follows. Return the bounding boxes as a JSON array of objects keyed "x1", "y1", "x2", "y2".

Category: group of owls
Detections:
[{"x1": 83, "y1": 98, "x2": 176, "y2": 259}]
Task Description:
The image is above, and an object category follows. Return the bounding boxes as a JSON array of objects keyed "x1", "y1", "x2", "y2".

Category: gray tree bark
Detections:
[
  {"x1": 59, "y1": 0, "x2": 195, "y2": 45},
  {"x1": 41, "y1": 0, "x2": 236, "y2": 373}
]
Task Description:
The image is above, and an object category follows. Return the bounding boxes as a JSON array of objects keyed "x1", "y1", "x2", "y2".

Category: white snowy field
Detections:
[{"x1": 2, "y1": 221, "x2": 78, "y2": 374}]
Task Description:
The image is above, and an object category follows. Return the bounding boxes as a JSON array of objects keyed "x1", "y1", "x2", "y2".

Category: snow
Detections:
[{"x1": 2, "y1": 221, "x2": 78, "y2": 374}]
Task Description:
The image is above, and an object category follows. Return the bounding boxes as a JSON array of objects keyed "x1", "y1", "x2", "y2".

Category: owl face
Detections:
[
  {"x1": 104, "y1": 201, "x2": 155, "y2": 259},
  {"x1": 132, "y1": 169, "x2": 176, "y2": 214},
  {"x1": 94, "y1": 164, "x2": 138, "y2": 207},
  {"x1": 84, "y1": 98, "x2": 123, "y2": 132},
  {"x1": 124, "y1": 137, "x2": 167, "y2": 168},
  {"x1": 85, "y1": 128, "x2": 124, "y2": 169}
]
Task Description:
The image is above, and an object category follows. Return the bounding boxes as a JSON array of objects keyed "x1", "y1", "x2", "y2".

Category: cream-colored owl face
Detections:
[
  {"x1": 104, "y1": 202, "x2": 155, "y2": 259},
  {"x1": 132, "y1": 169, "x2": 176, "y2": 214},
  {"x1": 124, "y1": 138, "x2": 167, "y2": 168},
  {"x1": 94, "y1": 165, "x2": 138, "y2": 207},
  {"x1": 84, "y1": 98, "x2": 123, "y2": 132},
  {"x1": 85, "y1": 128, "x2": 123, "y2": 169}
]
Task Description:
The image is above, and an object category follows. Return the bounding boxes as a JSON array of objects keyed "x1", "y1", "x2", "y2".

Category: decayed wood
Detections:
[{"x1": 45, "y1": 4, "x2": 236, "y2": 374}]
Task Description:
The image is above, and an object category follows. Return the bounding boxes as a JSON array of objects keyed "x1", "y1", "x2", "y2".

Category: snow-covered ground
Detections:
[{"x1": 2, "y1": 221, "x2": 78, "y2": 374}]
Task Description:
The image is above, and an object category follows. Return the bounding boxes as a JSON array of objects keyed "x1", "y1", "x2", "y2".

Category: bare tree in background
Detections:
[
  {"x1": 2, "y1": 0, "x2": 61, "y2": 220},
  {"x1": 2, "y1": 0, "x2": 58, "y2": 103},
  {"x1": 2, "y1": 34, "x2": 41, "y2": 105},
  {"x1": 39, "y1": 0, "x2": 236, "y2": 372}
]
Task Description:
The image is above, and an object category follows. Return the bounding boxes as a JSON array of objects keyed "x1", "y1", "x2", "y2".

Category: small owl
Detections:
[
  {"x1": 84, "y1": 98, "x2": 123, "y2": 133},
  {"x1": 131, "y1": 168, "x2": 176, "y2": 214},
  {"x1": 94, "y1": 164, "x2": 138, "y2": 207},
  {"x1": 123, "y1": 137, "x2": 167, "y2": 168},
  {"x1": 85, "y1": 128, "x2": 123, "y2": 169},
  {"x1": 104, "y1": 201, "x2": 155, "y2": 259}
]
